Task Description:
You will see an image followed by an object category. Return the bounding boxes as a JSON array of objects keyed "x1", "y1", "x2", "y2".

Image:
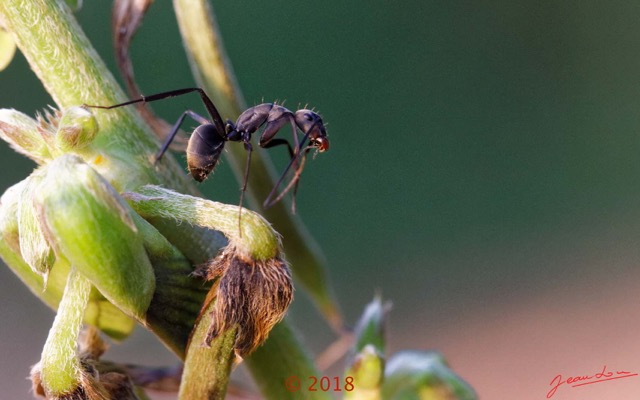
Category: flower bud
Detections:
[
  {"x1": 0, "y1": 108, "x2": 51, "y2": 163},
  {"x1": 124, "y1": 185, "x2": 294, "y2": 354},
  {"x1": 55, "y1": 106, "x2": 99, "y2": 152},
  {"x1": 352, "y1": 295, "x2": 389, "y2": 355},
  {"x1": 345, "y1": 344, "x2": 384, "y2": 399},
  {"x1": 344, "y1": 297, "x2": 389, "y2": 400}
]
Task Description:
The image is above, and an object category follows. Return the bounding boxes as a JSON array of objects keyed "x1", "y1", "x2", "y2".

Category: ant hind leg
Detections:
[{"x1": 156, "y1": 110, "x2": 210, "y2": 163}]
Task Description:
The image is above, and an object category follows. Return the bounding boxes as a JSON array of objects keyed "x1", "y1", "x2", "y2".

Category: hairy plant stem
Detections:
[
  {"x1": 40, "y1": 266, "x2": 90, "y2": 396},
  {"x1": 178, "y1": 290, "x2": 236, "y2": 400}
]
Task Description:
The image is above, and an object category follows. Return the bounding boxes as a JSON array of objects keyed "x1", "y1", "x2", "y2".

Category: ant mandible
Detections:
[{"x1": 85, "y1": 87, "x2": 329, "y2": 218}]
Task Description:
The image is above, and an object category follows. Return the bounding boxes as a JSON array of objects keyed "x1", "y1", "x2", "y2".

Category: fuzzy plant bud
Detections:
[
  {"x1": 34, "y1": 154, "x2": 155, "y2": 318},
  {"x1": 382, "y1": 351, "x2": 477, "y2": 400},
  {"x1": 345, "y1": 345, "x2": 384, "y2": 400},
  {"x1": 18, "y1": 172, "x2": 55, "y2": 283},
  {"x1": 352, "y1": 295, "x2": 389, "y2": 356},
  {"x1": 0, "y1": 108, "x2": 51, "y2": 163},
  {"x1": 55, "y1": 106, "x2": 99, "y2": 152},
  {"x1": 344, "y1": 296, "x2": 389, "y2": 400},
  {"x1": 345, "y1": 296, "x2": 390, "y2": 400}
]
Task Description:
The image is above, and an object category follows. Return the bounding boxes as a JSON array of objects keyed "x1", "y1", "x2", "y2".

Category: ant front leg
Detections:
[
  {"x1": 266, "y1": 148, "x2": 311, "y2": 211},
  {"x1": 262, "y1": 138, "x2": 305, "y2": 212}
]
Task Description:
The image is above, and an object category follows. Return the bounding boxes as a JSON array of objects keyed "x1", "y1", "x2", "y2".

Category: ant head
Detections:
[{"x1": 294, "y1": 109, "x2": 329, "y2": 152}]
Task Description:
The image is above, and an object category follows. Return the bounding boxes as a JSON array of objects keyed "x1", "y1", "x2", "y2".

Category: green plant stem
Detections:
[
  {"x1": 173, "y1": 0, "x2": 244, "y2": 120},
  {"x1": 126, "y1": 185, "x2": 280, "y2": 260},
  {"x1": 173, "y1": 0, "x2": 342, "y2": 332},
  {"x1": 40, "y1": 266, "x2": 91, "y2": 396},
  {"x1": 178, "y1": 292, "x2": 236, "y2": 400}
]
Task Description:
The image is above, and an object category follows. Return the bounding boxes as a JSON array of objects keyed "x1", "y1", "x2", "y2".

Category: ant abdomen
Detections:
[{"x1": 186, "y1": 124, "x2": 225, "y2": 182}]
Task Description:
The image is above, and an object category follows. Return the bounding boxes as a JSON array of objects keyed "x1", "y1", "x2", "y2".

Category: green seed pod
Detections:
[
  {"x1": 0, "y1": 173, "x2": 137, "y2": 340},
  {"x1": 34, "y1": 154, "x2": 155, "y2": 318}
]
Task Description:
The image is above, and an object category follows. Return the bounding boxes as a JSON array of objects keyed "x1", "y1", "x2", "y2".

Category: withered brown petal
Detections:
[{"x1": 198, "y1": 248, "x2": 293, "y2": 357}]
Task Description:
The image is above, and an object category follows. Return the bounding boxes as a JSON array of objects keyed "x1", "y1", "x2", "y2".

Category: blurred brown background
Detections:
[{"x1": 2, "y1": 1, "x2": 640, "y2": 399}]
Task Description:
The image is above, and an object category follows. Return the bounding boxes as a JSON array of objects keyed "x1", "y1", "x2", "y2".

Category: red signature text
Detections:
[{"x1": 547, "y1": 365, "x2": 638, "y2": 398}]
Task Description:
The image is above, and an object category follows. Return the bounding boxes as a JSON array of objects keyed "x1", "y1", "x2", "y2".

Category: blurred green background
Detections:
[{"x1": 3, "y1": 1, "x2": 640, "y2": 398}]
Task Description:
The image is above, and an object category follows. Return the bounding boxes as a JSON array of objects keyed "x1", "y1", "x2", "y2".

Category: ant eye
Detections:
[{"x1": 304, "y1": 113, "x2": 313, "y2": 121}]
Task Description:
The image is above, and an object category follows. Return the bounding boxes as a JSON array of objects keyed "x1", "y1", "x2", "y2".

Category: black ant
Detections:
[{"x1": 85, "y1": 88, "x2": 329, "y2": 221}]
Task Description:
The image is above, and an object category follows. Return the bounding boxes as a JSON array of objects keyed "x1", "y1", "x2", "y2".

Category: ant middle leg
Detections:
[
  {"x1": 267, "y1": 149, "x2": 310, "y2": 211},
  {"x1": 236, "y1": 140, "x2": 253, "y2": 235}
]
